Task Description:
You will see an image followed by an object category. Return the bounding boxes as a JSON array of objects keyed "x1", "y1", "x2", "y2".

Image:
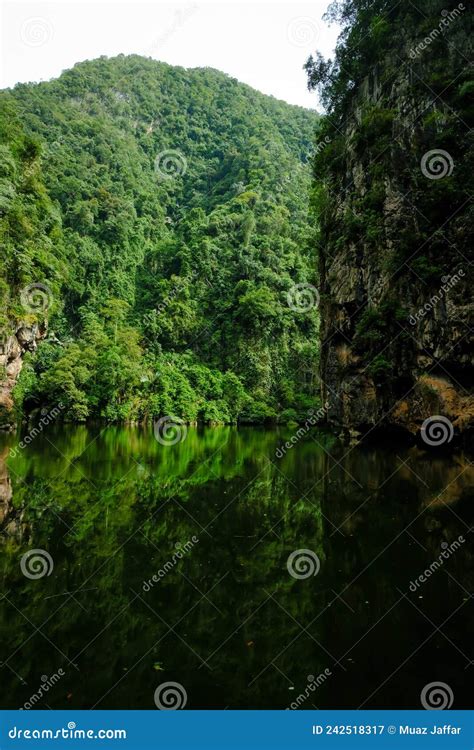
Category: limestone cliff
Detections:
[
  {"x1": 311, "y1": 3, "x2": 473, "y2": 444},
  {"x1": 0, "y1": 324, "x2": 45, "y2": 430}
]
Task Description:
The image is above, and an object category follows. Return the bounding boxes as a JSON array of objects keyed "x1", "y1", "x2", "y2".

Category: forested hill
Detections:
[{"x1": 0, "y1": 56, "x2": 319, "y2": 425}]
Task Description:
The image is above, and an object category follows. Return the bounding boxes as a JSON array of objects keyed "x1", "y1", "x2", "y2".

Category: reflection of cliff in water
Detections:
[
  {"x1": 0, "y1": 446, "x2": 13, "y2": 531},
  {"x1": 0, "y1": 445, "x2": 27, "y2": 542},
  {"x1": 322, "y1": 444, "x2": 474, "y2": 534}
]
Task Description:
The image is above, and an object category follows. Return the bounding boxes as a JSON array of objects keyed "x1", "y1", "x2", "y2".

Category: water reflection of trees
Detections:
[{"x1": 0, "y1": 426, "x2": 471, "y2": 709}]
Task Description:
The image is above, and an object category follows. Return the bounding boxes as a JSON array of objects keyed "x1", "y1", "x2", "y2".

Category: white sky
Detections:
[{"x1": 0, "y1": 0, "x2": 339, "y2": 109}]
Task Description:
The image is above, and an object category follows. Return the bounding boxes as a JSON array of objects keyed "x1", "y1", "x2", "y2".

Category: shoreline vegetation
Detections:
[
  {"x1": 8, "y1": 400, "x2": 329, "y2": 434},
  {"x1": 6, "y1": 407, "x2": 471, "y2": 455}
]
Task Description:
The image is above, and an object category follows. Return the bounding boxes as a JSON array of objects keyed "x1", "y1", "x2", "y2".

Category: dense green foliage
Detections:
[
  {"x1": 1, "y1": 56, "x2": 319, "y2": 423},
  {"x1": 0, "y1": 97, "x2": 65, "y2": 332}
]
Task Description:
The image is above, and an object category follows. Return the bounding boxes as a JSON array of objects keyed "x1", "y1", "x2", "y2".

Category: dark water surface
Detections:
[{"x1": 0, "y1": 425, "x2": 472, "y2": 710}]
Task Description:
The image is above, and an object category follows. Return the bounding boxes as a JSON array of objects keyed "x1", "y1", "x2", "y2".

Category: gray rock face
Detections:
[
  {"x1": 0, "y1": 323, "x2": 45, "y2": 430},
  {"x1": 321, "y1": 260, "x2": 473, "y2": 441},
  {"x1": 319, "y1": 47, "x2": 473, "y2": 443}
]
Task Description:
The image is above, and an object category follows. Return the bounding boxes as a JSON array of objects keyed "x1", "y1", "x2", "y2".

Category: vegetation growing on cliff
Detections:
[
  {"x1": 1, "y1": 57, "x2": 320, "y2": 423},
  {"x1": 305, "y1": 0, "x2": 472, "y2": 407}
]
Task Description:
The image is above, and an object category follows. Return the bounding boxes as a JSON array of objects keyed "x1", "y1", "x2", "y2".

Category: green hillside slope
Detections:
[{"x1": 1, "y1": 55, "x2": 319, "y2": 424}]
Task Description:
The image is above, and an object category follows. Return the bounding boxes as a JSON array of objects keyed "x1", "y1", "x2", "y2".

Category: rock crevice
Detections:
[{"x1": 0, "y1": 324, "x2": 45, "y2": 430}]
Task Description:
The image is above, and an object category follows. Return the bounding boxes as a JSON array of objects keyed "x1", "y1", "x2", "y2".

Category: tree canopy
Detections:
[{"x1": 1, "y1": 56, "x2": 320, "y2": 423}]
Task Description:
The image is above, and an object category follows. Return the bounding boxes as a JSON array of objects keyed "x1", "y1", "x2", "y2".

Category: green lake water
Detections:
[{"x1": 0, "y1": 424, "x2": 472, "y2": 709}]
